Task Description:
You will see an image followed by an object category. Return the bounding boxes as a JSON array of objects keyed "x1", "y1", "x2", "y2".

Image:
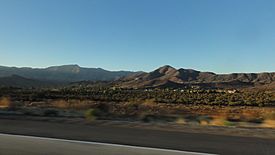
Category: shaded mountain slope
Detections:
[
  {"x1": 0, "y1": 75, "x2": 58, "y2": 88},
  {"x1": 0, "y1": 65, "x2": 133, "y2": 82}
]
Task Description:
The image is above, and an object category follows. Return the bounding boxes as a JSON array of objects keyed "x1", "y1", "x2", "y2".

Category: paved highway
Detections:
[
  {"x1": 0, "y1": 133, "x2": 213, "y2": 155},
  {"x1": 0, "y1": 118, "x2": 274, "y2": 155}
]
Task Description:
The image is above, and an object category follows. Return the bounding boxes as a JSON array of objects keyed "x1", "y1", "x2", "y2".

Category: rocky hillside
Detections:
[{"x1": 116, "y1": 65, "x2": 275, "y2": 89}]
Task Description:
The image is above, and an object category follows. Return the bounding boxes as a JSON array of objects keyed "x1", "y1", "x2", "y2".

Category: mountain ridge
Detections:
[
  {"x1": 0, "y1": 65, "x2": 134, "y2": 82},
  {"x1": 0, "y1": 64, "x2": 274, "y2": 89},
  {"x1": 116, "y1": 65, "x2": 275, "y2": 89}
]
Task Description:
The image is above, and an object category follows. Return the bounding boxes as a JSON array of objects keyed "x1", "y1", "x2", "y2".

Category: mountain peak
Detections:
[
  {"x1": 46, "y1": 64, "x2": 81, "y2": 73},
  {"x1": 156, "y1": 65, "x2": 177, "y2": 74},
  {"x1": 65, "y1": 64, "x2": 80, "y2": 67},
  {"x1": 159, "y1": 65, "x2": 174, "y2": 69}
]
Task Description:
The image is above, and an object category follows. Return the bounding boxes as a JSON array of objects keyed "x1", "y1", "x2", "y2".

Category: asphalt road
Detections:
[
  {"x1": 0, "y1": 118, "x2": 274, "y2": 155},
  {"x1": 0, "y1": 133, "x2": 212, "y2": 155}
]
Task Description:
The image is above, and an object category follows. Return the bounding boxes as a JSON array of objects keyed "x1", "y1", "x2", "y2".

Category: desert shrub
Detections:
[
  {"x1": 226, "y1": 117, "x2": 241, "y2": 122},
  {"x1": 175, "y1": 117, "x2": 186, "y2": 124},
  {"x1": 122, "y1": 102, "x2": 140, "y2": 113},
  {"x1": 139, "y1": 114, "x2": 175, "y2": 123},
  {"x1": 22, "y1": 109, "x2": 39, "y2": 116},
  {"x1": 198, "y1": 115, "x2": 213, "y2": 125},
  {"x1": 141, "y1": 114, "x2": 157, "y2": 122},
  {"x1": 84, "y1": 108, "x2": 102, "y2": 121},
  {"x1": 223, "y1": 120, "x2": 237, "y2": 126},
  {"x1": 0, "y1": 97, "x2": 14, "y2": 110},
  {"x1": 43, "y1": 109, "x2": 59, "y2": 117},
  {"x1": 184, "y1": 115, "x2": 200, "y2": 122},
  {"x1": 138, "y1": 112, "x2": 159, "y2": 122},
  {"x1": 96, "y1": 103, "x2": 110, "y2": 114},
  {"x1": 142, "y1": 99, "x2": 156, "y2": 107},
  {"x1": 247, "y1": 118, "x2": 263, "y2": 124}
]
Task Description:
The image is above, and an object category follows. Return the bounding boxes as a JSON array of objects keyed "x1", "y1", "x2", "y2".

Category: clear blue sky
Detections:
[{"x1": 0, "y1": 0, "x2": 274, "y2": 73}]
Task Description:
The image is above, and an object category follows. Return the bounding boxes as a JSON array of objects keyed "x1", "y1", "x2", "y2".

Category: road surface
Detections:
[
  {"x1": 0, "y1": 133, "x2": 213, "y2": 155},
  {"x1": 0, "y1": 118, "x2": 274, "y2": 155}
]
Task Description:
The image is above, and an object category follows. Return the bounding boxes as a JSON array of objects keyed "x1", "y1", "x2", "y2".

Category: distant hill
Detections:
[
  {"x1": 0, "y1": 65, "x2": 274, "y2": 89},
  {"x1": 116, "y1": 65, "x2": 275, "y2": 89},
  {"x1": 0, "y1": 65, "x2": 134, "y2": 82},
  {"x1": 0, "y1": 75, "x2": 58, "y2": 88}
]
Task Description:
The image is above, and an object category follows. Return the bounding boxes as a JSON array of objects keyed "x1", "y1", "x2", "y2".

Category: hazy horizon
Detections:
[{"x1": 0, "y1": 0, "x2": 274, "y2": 73}]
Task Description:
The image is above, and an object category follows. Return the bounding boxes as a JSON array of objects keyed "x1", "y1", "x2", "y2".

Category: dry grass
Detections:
[
  {"x1": 200, "y1": 120, "x2": 210, "y2": 126},
  {"x1": 0, "y1": 97, "x2": 12, "y2": 108},
  {"x1": 52, "y1": 100, "x2": 70, "y2": 109},
  {"x1": 51, "y1": 99, "x2": 96, "y2": 110},
  {"x1": 209, "y1": 116, "x2": 227, "y2": 126},
  {"x1": 175, "y1": 117, "x2": 186, "y2": 125},
  {"x1": 84, "y1": 109, "x2": 98, "y2": 121},
  {"x1": 261, "y1": 120, "x2": 275, "y2": 128},
  {"x1": 141, "y1": 99, "x2": 157, "y2": 107},
  {"x1": 2, "y1": 96, "x2": 275, "y2": 129},
  {"x1": 261, "y1": 112, "x2": 275, "y2": 128}
]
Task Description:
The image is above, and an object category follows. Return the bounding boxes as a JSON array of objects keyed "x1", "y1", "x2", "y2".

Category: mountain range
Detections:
[
  {"x1": 0, "y1": 64, "x2": 274, "y2": 89},
  {"x1": 0, "y1": 65, "x2": 133, "y2": 82},
  {"x1": 116, "y1": 65, "x2": 275, "y2": 89}
]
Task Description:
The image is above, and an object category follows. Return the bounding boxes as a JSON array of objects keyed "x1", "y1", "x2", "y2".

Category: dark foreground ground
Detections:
[{"x1": 0, "y1": 118, "x2": 275, "y2": 155}]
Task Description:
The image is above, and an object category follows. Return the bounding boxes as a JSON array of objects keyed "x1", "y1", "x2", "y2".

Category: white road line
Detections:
[{"x1": 0, "y1": 133, "x2": 217, "y2": 155}]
